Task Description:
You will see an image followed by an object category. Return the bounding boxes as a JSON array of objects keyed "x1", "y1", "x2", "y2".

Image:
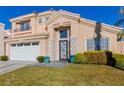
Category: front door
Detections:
[{"x1": 59, "y1": 40, "x2": 68, "y2": 61}]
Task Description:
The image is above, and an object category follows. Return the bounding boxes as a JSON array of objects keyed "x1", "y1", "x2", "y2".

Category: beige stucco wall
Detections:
[
  {"x1": 11, "y1": 16, "x2": 48, "y2": 38},
  {"x1": 10, "y1": 12, "x2": 54, "y2": 38},
  {"x1": 78, "y1": 23, "x2": 118, "y2": 53},
  {"x1": 47, "y1": 16, "x2": 79, "y2": 61},
  {"x1": 11, "y1": 17, "x2": 36, "y2": 37},
  {"x1": 46, "y1": 15, "x2": 119, "y2": 60},
  {"x1": 117, "y1": 42, "x2": 124, "y2": 54}
]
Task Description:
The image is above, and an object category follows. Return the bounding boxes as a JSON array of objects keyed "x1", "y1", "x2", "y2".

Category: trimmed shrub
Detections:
[
  {"x1": 0, "y1": 56, "x2": 2, "y2": 60},
  {"x1": 113, "y1": 53, "x2": 124, "y2": 69},
  {"x1": 37, "y1": 56, "x2": 44, "y2": 63},
  {"x1": 1, "y1": 55, "x2": 9, "y2": 61},
  {"x1": 105, "y1": 51, "x2": 116, "y2": 67},
  {"x1": 73, "y1": 50, "x2": 124, "y2": 69},
  {"x1": 84, "y1": 51, "x2": 107, "y2": 65},
  {"x1": 74, "y1": 53, "x2": 85, "y2": 64}
]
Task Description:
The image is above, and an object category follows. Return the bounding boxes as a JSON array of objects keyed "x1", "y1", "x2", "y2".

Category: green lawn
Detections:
[{"x1": 0, "y1": 64, "x2": 124, "y2": 86}]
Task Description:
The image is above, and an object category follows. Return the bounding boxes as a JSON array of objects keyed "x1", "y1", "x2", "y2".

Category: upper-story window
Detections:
[
  {"x1": 60, "y1": 30, "x2": 68, "y2": 38},
  {"x1": 20, "y1": 22, "x2": 30, "y2": 31}
]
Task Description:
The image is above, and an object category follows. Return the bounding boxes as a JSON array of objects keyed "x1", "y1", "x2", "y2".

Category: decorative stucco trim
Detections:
[
  {"x1": 45, "y1": 10, "x2": 80, "y2": 25},
  {"x1": 52, "y1": 22, "x2": 71, "y2": 29},
  {"x1": 80, "y1": 18, "x2": 122, "y2": 34},
  {"x1": 4, "y1": 32, "x2": 49, "y2": 40},
  {"x1": 4, "y1": 35, "x2": 48, "y2": 43},
  {"x1": 14, "y1": 31, "x2": 32, "y2": 35},
  {"x1": 10, "y1": 13, "x2": 37, "y2": 22},
  {"x1": 38, "y1": 10, "x2": 56, "y2": 17}
]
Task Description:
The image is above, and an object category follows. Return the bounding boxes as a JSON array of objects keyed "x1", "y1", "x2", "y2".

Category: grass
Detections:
[{"x1": 0, "y1": 64, "x2": 124, "y2": 85}]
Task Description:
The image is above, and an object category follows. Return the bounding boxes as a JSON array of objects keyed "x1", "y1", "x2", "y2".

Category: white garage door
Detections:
[{"x1": 10, "y1": 42, "x2": 40, "y2": 61}]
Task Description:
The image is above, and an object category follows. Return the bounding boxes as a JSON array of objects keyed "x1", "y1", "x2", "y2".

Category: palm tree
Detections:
[
  {"x1": 117, "y1": 30, "x2": 124, "y2": 41},
  {"x1": 115, "y1": 7, "x2": 124, "y2": 41},
  {"x1": 119, "y1": 6, "x2": 124, "y2": 15}
]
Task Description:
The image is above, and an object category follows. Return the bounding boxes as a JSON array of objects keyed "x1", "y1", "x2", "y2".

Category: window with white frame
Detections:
[
  {"x1": 87, "y1": 38, "x2": 95, "y2": 50},
  {"x1": 20, "y1": 22, "x2": 30, "y2": 31},
  {"x1": 100, "y1": 37, "x2": 109, "y2": 50},
  {"x1": 87, "y1": 37, "x2": 109, "y2": 51}
]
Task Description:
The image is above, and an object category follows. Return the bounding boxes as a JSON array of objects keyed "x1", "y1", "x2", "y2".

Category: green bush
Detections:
[
  {"x1": 37, "y1": 56, "x2": 44, "y2": 63},
  {"x1": 1, "y1": 55, "x2": 9, "y2": 61},
  {"x1": 84, "y1": 51, "x2": 107, "y2": 65},
  {"x1": 113, "y1": 53, "x2": 124, "y2": 69},
  {"x1": 0, "y1": 56, "x2": 2, "y2": 60},
  {"x1": 73, "y1": 50, "x2": 124, "y2": 69},
  {"x1": 74, "y1": 53, "x2": 85, "y2": 64}
]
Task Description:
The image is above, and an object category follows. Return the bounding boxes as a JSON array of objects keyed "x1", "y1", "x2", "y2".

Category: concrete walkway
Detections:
[
  {"x1": 0, "y1": 60, "x2": 36, "y2": 75},
  {"x1": 29, "y1": 61, "x2": 68, "y2": 67},
  {"x1": 29, "y1": 62, "x2": 67, "y2": 68}
]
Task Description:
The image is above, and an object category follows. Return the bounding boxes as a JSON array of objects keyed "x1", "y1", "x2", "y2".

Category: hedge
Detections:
[
  {"x1": 0, "y1": 55, "x2": 9, "y2": 61},
  {"x1": 74, "y1": 51, "x2": 124, "y2": 70},
  {"x1": 74, "y1": 53, "x2": 85, "y2": 64},
  {"x1": 113, "y1": 53, "x2": 124, "y2": 70},
  {"x1": 84, "y1": 51, "x2": 107, "y2": 65}
]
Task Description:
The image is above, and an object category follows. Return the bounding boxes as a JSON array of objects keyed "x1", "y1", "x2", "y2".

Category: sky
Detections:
[{"x1": 0, "y1": 6, "x2": 123, "y2": 29}]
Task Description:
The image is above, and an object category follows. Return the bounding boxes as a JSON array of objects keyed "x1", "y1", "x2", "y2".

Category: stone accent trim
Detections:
[
  {"x1": 48, "y1": 39, "x2": 56, "y2": 61},
  {"x1": 70, "y1": 36, "x2": 78, "y2": 55}
]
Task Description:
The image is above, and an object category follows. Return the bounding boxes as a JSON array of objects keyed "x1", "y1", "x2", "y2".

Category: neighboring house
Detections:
[
  {"x1": 0, "y1": 24, "x2": 10, "y2": 55},
  {"x1": 0, "y1": 23, "x2": 5, "y2": 55},
  {"x1": 0, "y1": 9, "x2": 123, "y2": 61}
]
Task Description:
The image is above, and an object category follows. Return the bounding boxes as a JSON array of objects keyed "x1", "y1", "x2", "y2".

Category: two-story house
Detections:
[{"x1": 1, "y1": 9, "x2": 123, "y2": 61}]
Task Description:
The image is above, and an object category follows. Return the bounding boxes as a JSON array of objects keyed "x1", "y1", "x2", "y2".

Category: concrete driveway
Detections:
[{"x1": 0, "y1": 60, "x2": 36, "y2": 75}]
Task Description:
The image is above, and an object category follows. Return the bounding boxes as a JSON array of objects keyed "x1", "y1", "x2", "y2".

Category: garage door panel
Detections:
[{"x1": 10, "y1": 43, "x2": 40, "y2": 61}]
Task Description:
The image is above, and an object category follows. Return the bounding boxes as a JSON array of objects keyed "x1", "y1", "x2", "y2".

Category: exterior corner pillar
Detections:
[
  {"x1": 48, "y1": 38, "x2": 56, "y2": 61},
  {"x1": 70, "y1": 36, "x2": 78, "y2": 55}
]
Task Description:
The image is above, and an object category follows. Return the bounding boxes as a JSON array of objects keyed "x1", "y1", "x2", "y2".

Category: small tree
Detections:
[
  {"x1": 117, "y1": 30, "x2": 124, "y2": 41},
  {"x1": 119, "y1": 7, "x2": 124, "y2": 15},
  {"x1": 115, "y1": 7, "x2": 124, "y2": 41}
]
